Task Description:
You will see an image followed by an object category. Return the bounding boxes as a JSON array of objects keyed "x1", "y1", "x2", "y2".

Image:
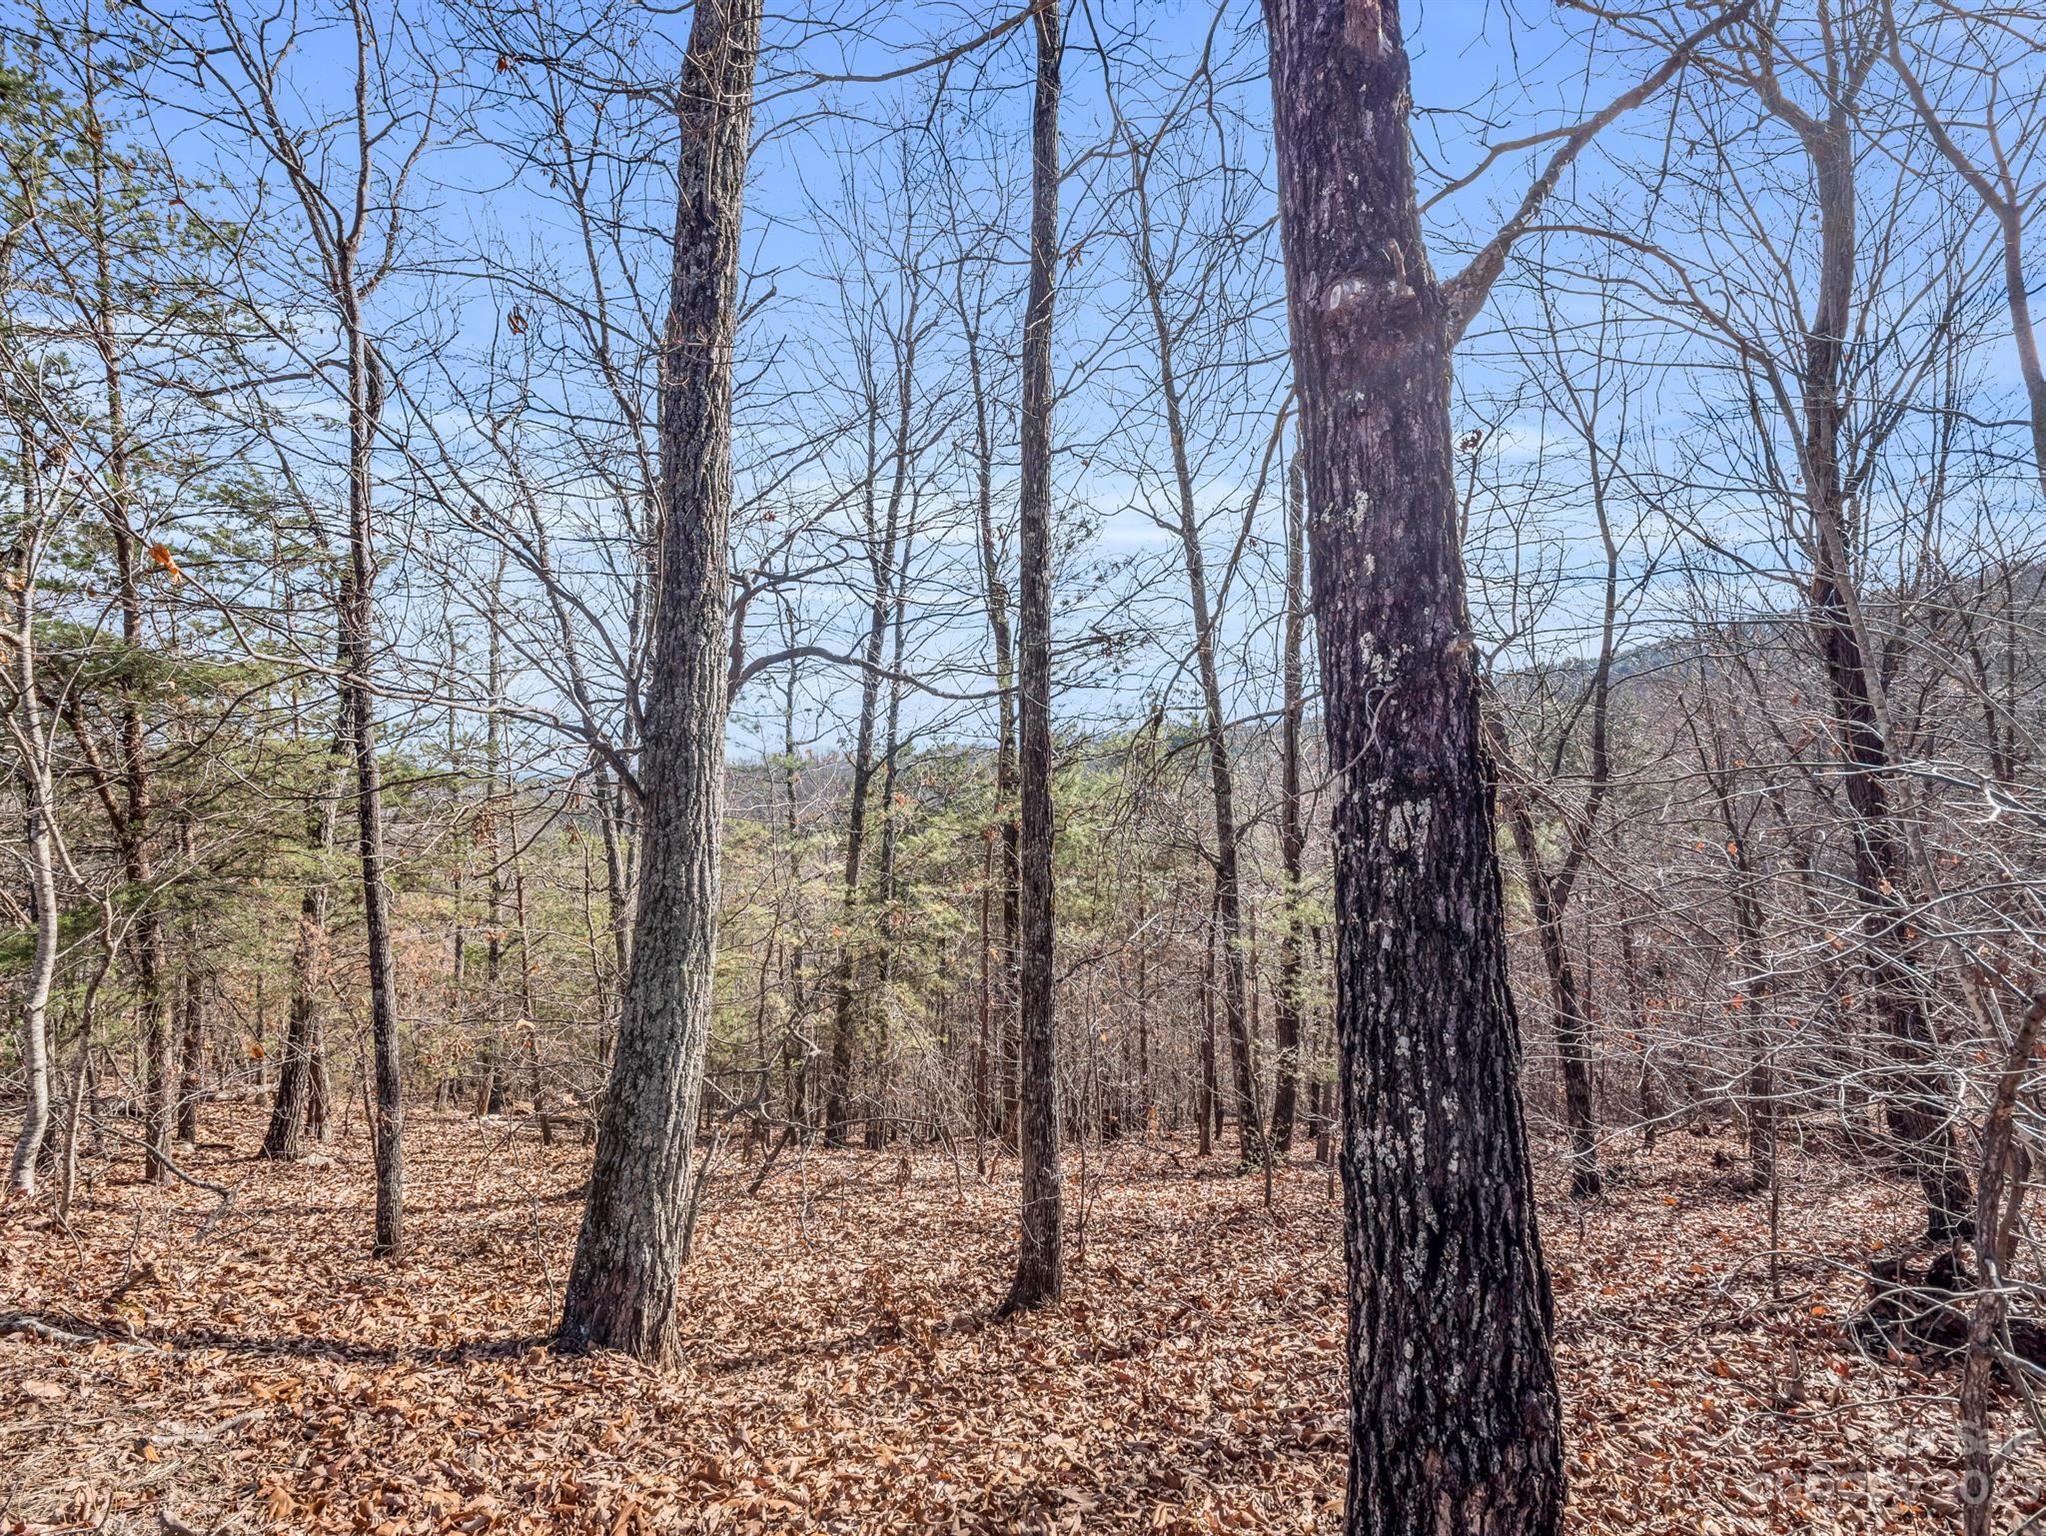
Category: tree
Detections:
[
  {"x1": 1259, "y1": 0, "x2": 1744, "y2": 1516},
  {"x1": 1, "y1": 476, "x2": 61, "y2": 1198},
  {"x1": 1261, "y1": 0, "x2": 1568, "y2": 1524},
  {"x1": 1484, "y1": 289, "x2": 1637, "y2": 1200},
  {"x1": 1884, "y1": 0, "x2": 2046, "y2": 491},
  {"x1": 259, "y1": 720, "x2": 341, "y2": 1160},
  {"x1": 819, "y1": 149, "x2": 930, "y2": 1146},
  {"x1": 999, "y1": 0, "x2": 1065, "y2": 1318},
  {"x1": 1109, "y1": 74, "x2": 1273, "y2": 1170},
  {"x1": 1272, "y1": 448, "x2": 1308, "y2": 1152},
  {"x1": 555, "y1": 0, "x2": 763, "y2": 1362},
  {"x1": 1651, "y1": 0, "x2": 1980, "y2": 1241},
  {"x1": 142, "y1": 0, "x2": 446, "y2": 1256}
]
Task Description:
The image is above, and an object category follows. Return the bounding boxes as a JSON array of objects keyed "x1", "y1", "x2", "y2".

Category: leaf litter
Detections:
[{"x1": 2, "y1": 1112, "x2": 2035, "y2": 1533}]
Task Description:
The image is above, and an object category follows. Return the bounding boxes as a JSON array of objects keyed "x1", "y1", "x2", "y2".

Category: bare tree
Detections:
[
  {"x1": 999, "y1": 0, "x2": 1065, "y2": 1317},
  {"x1": 1107, "y1": 68, "x2": 1274, "y2": 1170},
  {"x1": 1257, "y1": 0, "x2": 1729, "y2": 1520},
  {"x1": 2, "y1": 487, "x2": 61, "y2": 1197},
  {"x1": 1885, "y1": 0, "x2": 2046, "y2": 490},
  {"x1": 139, "y1": 0, "x2": 447, "y2": 1255},
  {"x1": 555, "y1": 0, "x2": 762, "y2": 1362}
]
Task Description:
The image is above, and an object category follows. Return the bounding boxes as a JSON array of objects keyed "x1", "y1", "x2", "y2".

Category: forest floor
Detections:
[{"x1": 1, "y1": 1108, "x2": 2038, "y2": 1534}]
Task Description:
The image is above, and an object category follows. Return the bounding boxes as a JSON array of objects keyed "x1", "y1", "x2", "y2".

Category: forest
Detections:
[{"x1": 3, "y1": 0, "x2": 2046, "y2": 1529}]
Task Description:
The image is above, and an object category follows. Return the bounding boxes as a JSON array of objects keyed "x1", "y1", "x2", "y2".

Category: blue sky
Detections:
[{"x1": 41, "y1": 0, "x2": 2044, "y2": 776}]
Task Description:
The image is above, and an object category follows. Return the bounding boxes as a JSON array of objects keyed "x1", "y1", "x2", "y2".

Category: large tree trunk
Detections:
[
  {"x1": 998, "y1": 0, "x2": 1065, "y2": 1318},
  {"x1": 1261, "y1": 0, "x2": 1566, "y2": 1530},
  {"x1": 555, "y1": 0, "x2": 760, "y2": 1362},
  {"x1": 263, "y1": 579, "x2": 345, "y2": 1161},
  {"x1": 261, "y1": 869, "x2": 331, "y2": 1161}
]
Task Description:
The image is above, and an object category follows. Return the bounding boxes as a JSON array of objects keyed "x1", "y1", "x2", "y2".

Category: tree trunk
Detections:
[
  {"x1": 1691, "y1": 712, "x2": 1775, "y2": 1190},
  {"x1": 998, "y1": 0, "x2": 1065, "y2": 1318},
  {"x1": 1489, "y1": 424, "x2": 1620, "y2": 1201},
  {"x1": 262, "y1": 871, "x2": 330, "y2": 1161},
  {"x1": 1262, "y1": 0, "x2": 1566, "y2": 1528},
  {"x1": 866, "y1": 524, "x2": 915, "y2": 1152},
  {"x1": 958, "y1": 262, "x2": 1022, "y2": 1153},
  {"x1": 6, "y1": 545, "x2": 58, "y2": 1198},
  {"x1": 339, "y1": 327, "x2": 405, "y2": 1258},
  {"x1": 1790, "y1": 100, "x2": 1970, "y2": 1243},
  {"x1": 509, "y1": 790, "x2": 551, "y2": 1146},
  {"x1": 175, "y1": 951, "x2": 204, "y2": 1147},
  {"x1": 78, "y1": 75, "x2": 170, "y2": 1187},
  {"x1": 828, "y1": 270, "x2": 920, "y2": 1148},
  {"x1": 1272, "y1": 450, "x2": 1308, "y2": 1153},
  {"x1": 1500, "y1": 800, "x2": 1602, "y2": 1197},
  {"x1": 976, "y1": 832, "x2": 995, "y2": 1153},
  {"x1": 1125, "y1": 152, "x2": 1264, "y2": 1168},
  {"x1": 1135, "y1": 883, "x2": 1153, "y2": 1135},
  {"x1": 1615, "y1": 910, "x2": 1665, "y2": 1149},
  {"x1": 105, "y1": 456, "x2": 169, "y2": 1183},
  {"x1": 481, "y1": 588, "x2": 510, "y2": 1117},
  {"x1": 1199, "y1": 901, "x2": 1218, "y2": 1157},
  {"x1": 556, "y1": 0, "x2": 760, "y2": 1361},
  {"x1": 264, "y1": 616, "x2": 346, "y2": 1162}
]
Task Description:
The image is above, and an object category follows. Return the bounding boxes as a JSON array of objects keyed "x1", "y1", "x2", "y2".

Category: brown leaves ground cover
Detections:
[{"x1": 1, "y1": 1110, "x2": 2034, "y2": 1534}]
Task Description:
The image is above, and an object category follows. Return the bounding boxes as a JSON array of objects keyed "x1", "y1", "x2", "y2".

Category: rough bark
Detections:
[
  {"x1": 261, "y1": 868, "x2": 331, "y2": 1161},
  {"x1": 999, "y1": 0, "x2": 1065, "y2": 1318},
  {"x1": 1262, "y1": 0, "x2": 1566, "y2": 1528},
  {"x1": 263, "y1": 635, "x2": 346, "y2": 1161},
  {"x1": 555, "y1": 0, "x2": 760, "y2": 1362}
]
